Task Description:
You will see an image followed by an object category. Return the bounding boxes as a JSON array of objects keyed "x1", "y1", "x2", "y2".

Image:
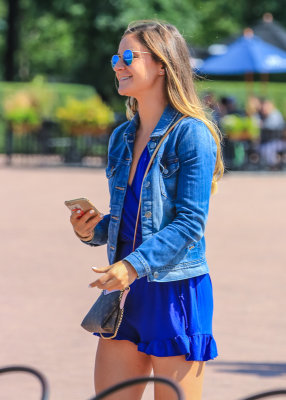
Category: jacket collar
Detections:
[{"x1": 124, "y1": 103, "x2": 180, "y2": 139}]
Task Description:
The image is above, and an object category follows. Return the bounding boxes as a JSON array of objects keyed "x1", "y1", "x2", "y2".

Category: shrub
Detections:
[
  {"x1": 3, "y1": 90, "x2": 42, "y2": 134},
  {"x1": 55, "y1": 95, "x2": 115, "y2": 135},
  {"x1": 220, "y1": 114, "x2": 260, "y2": 140}
]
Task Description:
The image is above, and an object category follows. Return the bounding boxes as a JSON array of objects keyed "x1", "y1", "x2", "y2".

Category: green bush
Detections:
[
  {"x1": 55, "y1": 95, "x2": 115, "y2": 135},
  {"x1": 0, "y1": 76, "x2": 96, "y2": 120},
  {"x1": 3, "y1": 88, "x2": 42, "y2": 133},
  {"x1": 220, "y1": 114, "x2": 260, "y2": 140}
]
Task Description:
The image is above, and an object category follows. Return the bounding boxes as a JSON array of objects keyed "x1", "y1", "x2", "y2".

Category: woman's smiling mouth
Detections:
[{"x1": 119, "y1": 76, "x2": 132, "y2": 81}]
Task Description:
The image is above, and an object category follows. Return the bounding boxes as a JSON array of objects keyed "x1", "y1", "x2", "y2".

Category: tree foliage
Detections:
[{"x1": 1, "y1": 0, "x2": 286, "y2": 103}]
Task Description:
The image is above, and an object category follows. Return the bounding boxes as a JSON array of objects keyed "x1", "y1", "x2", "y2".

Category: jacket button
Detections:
[
  {"x1": 145, "y1": 211, "x2": 152, "y2": 218},
  {"x1": 145, "y1": 181, "x2": 150, "y2": 188},
  {"x1": 163, "y1": 168, "x2": 168, "y2": 175},
  {"x1": 153, "y1": 271, "x2": 159, "y2": 278}
]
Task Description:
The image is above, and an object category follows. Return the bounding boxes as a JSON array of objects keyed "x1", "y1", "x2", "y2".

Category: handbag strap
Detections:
[
  {"x1": 100, "y1": 115, "x2": 187, "y2": 342},
  {"x1": 132, "y1": 115, "x2": 186, "y2": 252}
]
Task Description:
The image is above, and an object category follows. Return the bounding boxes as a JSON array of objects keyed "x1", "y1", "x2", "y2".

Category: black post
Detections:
[
  {"x1": 5, "y1": 0, "x2": 19, "y2": 81},
  {"x1": 5, "y1": 124, "x2": 13, "y2": 166}
]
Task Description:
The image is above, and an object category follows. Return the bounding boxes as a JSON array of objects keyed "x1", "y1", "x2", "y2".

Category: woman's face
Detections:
[{"x1": 113, "y1": 34, "x2": 164, "y2": 98}]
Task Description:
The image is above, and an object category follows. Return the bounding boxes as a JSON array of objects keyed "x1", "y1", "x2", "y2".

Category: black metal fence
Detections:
[
  {"x1": 1, "y1": 364, "x2": 286, "y2": 400},
  {"x1": 221, "y1": 128, "x2": 286, "y2": 172},
  {"x1": 2, "y1": 121, "x2": 112, "y2": 168},
  {"x1": 1, "y1": 122, "x2": 286, "y2": 171}
]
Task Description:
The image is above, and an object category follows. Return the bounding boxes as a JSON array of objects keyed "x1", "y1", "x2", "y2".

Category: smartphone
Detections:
[{"x1": 64, "y1": 197, "x2": 101, "y2": 219}]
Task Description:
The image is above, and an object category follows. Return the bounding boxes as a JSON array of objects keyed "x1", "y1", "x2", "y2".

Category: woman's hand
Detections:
[
  {"x1": 89, "y1": 260, "x2": 138, "y2": 291},
  {"x1": 70, "y1": 209, "x2": 103, "y2": 241}
]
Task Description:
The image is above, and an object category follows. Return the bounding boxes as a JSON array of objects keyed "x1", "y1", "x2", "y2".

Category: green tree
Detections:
[{"x1": 1, "y1": 0, "x2": 286, "y2": 104}]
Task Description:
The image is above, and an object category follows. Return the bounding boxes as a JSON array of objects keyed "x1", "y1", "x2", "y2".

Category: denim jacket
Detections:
[{"x1": 83, "y1": 104, "x2": 217, "y2": 282}]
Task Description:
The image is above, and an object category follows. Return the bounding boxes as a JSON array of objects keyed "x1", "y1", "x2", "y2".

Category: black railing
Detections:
[
  {"x1": 88, "y1": 376, "x2": 184, "y2": 400},
  {"x1": 0, "y1": 365, "x2": 49, "y2": 400},
  {"x1": 0, "y1": 365, "x2": 184, "y2": 400},
  {"x1": 222, "y1": 128, "x2": 286, "y2": 172},
  {"x1": 241, "y1": 390, "x2": 286, "y2": 400},
  {"x1": 1, "y1": 364, "x2": 286, "y2": 400},
  {"x1": 2, "y1": 122, "x2": 286, "y2": 171},
  {"x1": 2, "y1": 121, "x2": 112, "y2": 167}
]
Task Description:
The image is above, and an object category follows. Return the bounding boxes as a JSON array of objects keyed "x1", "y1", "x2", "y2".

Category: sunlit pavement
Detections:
[{"x1": 1, "y1": 167, "x2": 286, "y2": 400}]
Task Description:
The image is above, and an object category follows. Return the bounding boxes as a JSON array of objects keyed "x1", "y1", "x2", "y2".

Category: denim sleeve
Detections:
[
  {"x1": 81, "y1": 214, "x2": 110, "y2": 247},
  {"x1": 124, "y1": 120, "x2": 218, "y2": 278}
]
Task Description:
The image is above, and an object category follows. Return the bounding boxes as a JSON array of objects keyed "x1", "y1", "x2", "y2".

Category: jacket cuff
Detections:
[
  {"x1": 80, "y1": 214, "x2": 110, "y2": 247},
  {"x1": 123, "y1": 251, "x2": 151, "y2": 279},
  {"x1": 80, "y1": 236, "x2": 97, "y2": 246}
]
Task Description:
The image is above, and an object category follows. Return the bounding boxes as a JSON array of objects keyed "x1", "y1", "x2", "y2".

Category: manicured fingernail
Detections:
[
  {"x1": 76, "y1": 210, "x2": 81, "y2": 214},
  {"x1": 90, "y1": 210, "x2": 95, "y2": 214},
  {"x1": 88, "y1": 284, "x2": 93, "y2": 288}
]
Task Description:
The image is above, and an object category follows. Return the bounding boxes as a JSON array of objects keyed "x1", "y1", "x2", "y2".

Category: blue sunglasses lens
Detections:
[
  {"x1": 111, "y1": 50, "x2": 133, "y2": 69},
  {"x1": 123, "y1": 49, "x2": 133, "y2": 66},
  {"x1": 111, "y1": 55, "x2": 119, "y2": 69}
]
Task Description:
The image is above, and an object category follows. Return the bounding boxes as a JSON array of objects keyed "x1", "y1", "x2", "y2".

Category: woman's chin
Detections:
[
  {"x1": 118, "y1": 87, "x2": 133, "y2": 96},
  {"x1": 117, "y1": 81, "x2": 137, "y2": 97}
]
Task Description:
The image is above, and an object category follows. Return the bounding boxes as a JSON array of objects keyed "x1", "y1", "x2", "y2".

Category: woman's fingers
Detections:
[
  {"x1": 92, "y1": 266, "x2": 112, "y2": 274},
  {"x1": 70, "y1": 209, "x2": 103, "y2": 237},
  {"x1": 89, "y1": 267, "x2": 115, "y2": 288},
  {"x1": 89, "y1": 262, "x2": 132, "y2": 290},
  {"x1": 70, "y1": 209, "x2": 102, "y2": 224},
  {"x1": 80, "y1": 209, "x2": 98, "y2": 223},
  {"x1": 70, "y1": 209, "x2": 84, "y2": 223},
  {"x1": 85, "y1": 212, "x2": 103, "y2": 230},
  {"x1": 89, "y1": 276, "x2": 118, "y2": 290},
  {"x1": 89, "y1": 270, "x2": 114, "y2": 288}
]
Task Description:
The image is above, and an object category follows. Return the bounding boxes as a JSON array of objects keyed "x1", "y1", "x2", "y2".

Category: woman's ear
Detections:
[{"x1": 159, "y1": 66, "x2": 165, "y2": 76}]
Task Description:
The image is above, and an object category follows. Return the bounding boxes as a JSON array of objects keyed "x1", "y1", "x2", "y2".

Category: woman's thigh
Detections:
[
  {"x1": 94, "y1": 338, "x2": 152, "y2": 400},
  {"x1": 151, "y1": 355, "x2": 205, "y2": 400}
]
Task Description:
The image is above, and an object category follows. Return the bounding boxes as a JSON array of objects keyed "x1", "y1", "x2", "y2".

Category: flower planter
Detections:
[
  {"x1": 55, "y1": 95, "x2": 114, "y2": 137},
  {"x1": 227, "y1": 131, "x2": 252, "y2": 141},
  {"x1": 11, "y1": 123, "x2": 41, "y2": 135},
  {"x1": 67, "y1": 124, "x2": 108, "y2": 136}
]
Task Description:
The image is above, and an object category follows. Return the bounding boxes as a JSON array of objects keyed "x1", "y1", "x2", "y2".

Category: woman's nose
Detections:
[{"x1": 113, "y1": 58, "x2": 126, "y2": 71}]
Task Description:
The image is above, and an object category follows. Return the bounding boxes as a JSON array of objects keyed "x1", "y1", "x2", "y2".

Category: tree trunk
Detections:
[{"x1": 5, "y1": 0, "x2": 19, "y2": 81}]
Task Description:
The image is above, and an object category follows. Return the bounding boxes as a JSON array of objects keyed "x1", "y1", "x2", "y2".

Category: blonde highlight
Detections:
[{"x1": 123, "y1": 20, "x2": 224, "y2": 194}]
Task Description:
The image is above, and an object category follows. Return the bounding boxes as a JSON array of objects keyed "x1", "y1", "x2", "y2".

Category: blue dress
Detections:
[{"x1": 95, "y1": 145, "x2": 218, "y2": 361}]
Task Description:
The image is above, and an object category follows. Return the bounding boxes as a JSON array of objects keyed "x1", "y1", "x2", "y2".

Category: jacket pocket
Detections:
[
  {"x1": 159, "y1": 157, "x2": 180, "y2": 198},
  {"x1": 160, "y1": 157, "x2": 179, "y2": 178}
]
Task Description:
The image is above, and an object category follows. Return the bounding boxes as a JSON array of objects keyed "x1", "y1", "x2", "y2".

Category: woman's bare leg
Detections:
[
  {"x1": 151, "y1": 355, "x2": 205, "y2": 400},
  {"x1": 95, "y1": 338, "x2": 152, "y2": 400}
]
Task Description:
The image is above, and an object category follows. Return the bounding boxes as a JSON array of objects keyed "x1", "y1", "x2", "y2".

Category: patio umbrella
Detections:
[{"x1": 198, "y1": 29, "x2": 286, "y2": 75}]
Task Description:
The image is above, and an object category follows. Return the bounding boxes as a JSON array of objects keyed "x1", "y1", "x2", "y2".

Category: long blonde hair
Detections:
[{"x1": 122, "y1": 20, "x2": 224, "y2": 194}]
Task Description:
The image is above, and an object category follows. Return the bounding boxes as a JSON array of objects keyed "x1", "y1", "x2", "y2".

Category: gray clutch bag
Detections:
[{"x1": 81, "y1": 289, "x2": 129, "y2": 338}]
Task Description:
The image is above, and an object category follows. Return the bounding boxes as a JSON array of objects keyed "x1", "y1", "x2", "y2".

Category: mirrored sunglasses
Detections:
[{"x1": 111, "y1": 49, "x2": 151, "y2": 69}]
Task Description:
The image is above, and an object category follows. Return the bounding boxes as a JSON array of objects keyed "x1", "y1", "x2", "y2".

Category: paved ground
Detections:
[{"x1": 1, "y1": 166, "x2": 286, "y2": 400}]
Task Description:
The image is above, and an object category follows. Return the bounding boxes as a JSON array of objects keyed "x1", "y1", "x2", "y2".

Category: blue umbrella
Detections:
[{"x1": 198, "y1": 33, "x2": 286, "y2": 75}]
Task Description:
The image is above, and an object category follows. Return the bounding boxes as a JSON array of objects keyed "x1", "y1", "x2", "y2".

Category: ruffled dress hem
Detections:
[{"x1": 93, "y1": 332, "x2": 218, "y2": 362}]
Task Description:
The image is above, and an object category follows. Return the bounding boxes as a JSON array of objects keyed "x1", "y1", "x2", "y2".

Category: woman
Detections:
[{"x1": 70, "y1": 20, "x2": 224, "y2": 400}]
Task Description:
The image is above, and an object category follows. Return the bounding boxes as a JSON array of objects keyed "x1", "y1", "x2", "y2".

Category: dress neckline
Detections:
[{"x1": 128, "y1": 145, "x2": 149, "y2": 188}]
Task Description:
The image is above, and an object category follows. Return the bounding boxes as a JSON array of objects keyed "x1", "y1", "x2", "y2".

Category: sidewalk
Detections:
[{"x1": 1, "y1": 167, "x2": 286, "y2": 400}]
